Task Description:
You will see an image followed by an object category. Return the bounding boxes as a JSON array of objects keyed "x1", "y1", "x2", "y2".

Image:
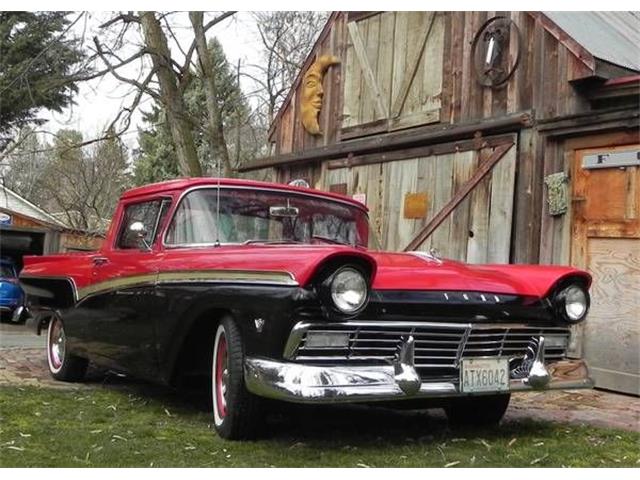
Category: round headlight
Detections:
[
  {"x1": 557, "y1": 285, "x2": 589, "y2": 322},
  {"x1": 330, "y1": 267, "x2": 368, "y2": 314}
]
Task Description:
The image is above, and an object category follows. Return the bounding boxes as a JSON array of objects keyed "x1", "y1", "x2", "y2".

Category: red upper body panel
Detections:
[{"x1": 21, "y1": 178, "x2": 591, "y2": 300}]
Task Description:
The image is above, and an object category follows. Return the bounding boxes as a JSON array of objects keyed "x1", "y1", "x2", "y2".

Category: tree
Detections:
[
  {"x1": 91, "y1": 11, "x2": 235, "y2": 177},
  {"x1": 133, "y1": 108, "x2": 179, "y2": 186},
  {"x1": 1, "y1": 127, "x2": 51, "y2": 207},
  {"x1": 0, "y1": 12, "x2": 86, "y2": 149},
  {"x1": 133, "y1": 38, "x2": 249, "y2": 186},
  {"x1": 2, "y1": 128, "x2": 130, "y2": 232},
  {"x1": 138, "y1": 11, "x2": 202, "y2": 177},
  {"x1": 190, "y1": 11, "x2": 232, "y2": 177}
]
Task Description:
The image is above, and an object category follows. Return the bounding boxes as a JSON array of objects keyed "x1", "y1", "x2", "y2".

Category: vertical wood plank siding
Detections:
[
  {"x1": 262, "y1": 11, "x2": 635, "y2": 264},
  {"x1": 269, "y1": 11, "x2": 591, "y2": 154},
  {"x1": 325, "y1": 143, "x2": 518, "y2": 262}
]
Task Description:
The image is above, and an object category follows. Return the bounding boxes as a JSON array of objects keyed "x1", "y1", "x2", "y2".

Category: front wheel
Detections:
[
  {"x1": 212, "y1": 317, "x2": 264, "y2": 440},
  {"x1": 47, "y1": 316, "x2": 88, "y2": 382},
  {"x1": 444, "y1": 393, "x2": 510, "y2": 427}
]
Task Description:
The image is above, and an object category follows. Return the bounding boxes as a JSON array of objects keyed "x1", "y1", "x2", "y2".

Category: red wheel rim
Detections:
[
  {"x1": 48, "y1": 318, "x2": 65, "y2": 370},
  {"x1": 215, "y1": 334, "x2": 228, "y2": 418}
]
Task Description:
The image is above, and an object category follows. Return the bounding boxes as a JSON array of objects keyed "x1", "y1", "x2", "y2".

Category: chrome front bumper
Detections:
[{"x1": 244, "y1": 336, "x2": 593, "y2": 404}]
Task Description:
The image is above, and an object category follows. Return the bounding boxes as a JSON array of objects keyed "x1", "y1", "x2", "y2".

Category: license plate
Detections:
[{"x1": 460, "y1": 358, "x2": 510, "y2": 393}]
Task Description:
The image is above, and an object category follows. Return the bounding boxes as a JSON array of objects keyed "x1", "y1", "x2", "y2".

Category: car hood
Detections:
[
  {"x1": 161, "y1": 246, "x2": 589, "y2": 299},
  {"x1": 368, "y1": 252, "x2": 590, "y2": 298}
]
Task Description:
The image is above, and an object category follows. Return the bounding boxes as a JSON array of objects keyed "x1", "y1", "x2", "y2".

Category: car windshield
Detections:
[{"x1": 165, "y1": 188, "x2": 374, "y2": 248}]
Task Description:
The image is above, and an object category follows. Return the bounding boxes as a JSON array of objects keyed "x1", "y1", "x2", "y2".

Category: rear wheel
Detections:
[
  {"x1": 212, "y1": 317, "x2": 264, "y2": 440},
  {"x1": 444, "y1": 394, "x2": 510, "y2": 427},
  {"x1": 47, "y1": 316, "x2": 88, "y2": 382}
]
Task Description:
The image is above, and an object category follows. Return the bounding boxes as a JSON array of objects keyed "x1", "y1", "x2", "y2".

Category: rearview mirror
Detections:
[
  {"x1": 129, "y1": 221, "x2": 151, "y2": 251},
  {"x1": 269, "y1": 206, "x2": 299, "y2": 218}
]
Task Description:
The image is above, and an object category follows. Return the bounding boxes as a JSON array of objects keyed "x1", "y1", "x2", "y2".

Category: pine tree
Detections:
[{"x1": 0, "y1": 12, "x2": 86, "y2": 148}]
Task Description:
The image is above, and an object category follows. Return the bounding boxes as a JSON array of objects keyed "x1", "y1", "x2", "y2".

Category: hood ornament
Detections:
[{"x1": 407, "y1": 248, "x2": 443, "y2": 264}]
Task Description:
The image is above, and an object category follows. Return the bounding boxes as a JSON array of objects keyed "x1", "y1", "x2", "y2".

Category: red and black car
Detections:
[{"x1": 20, "y1": 178, "x2": 593, "y2": 439}]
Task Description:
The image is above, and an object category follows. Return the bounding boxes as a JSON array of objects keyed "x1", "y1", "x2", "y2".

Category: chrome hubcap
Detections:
[
  {"x1": 49, "y1": 320, "x2": 65, "y2": 369},
  {"x1": 215, "y1": 334, "x2": 228, "y2": 418}
]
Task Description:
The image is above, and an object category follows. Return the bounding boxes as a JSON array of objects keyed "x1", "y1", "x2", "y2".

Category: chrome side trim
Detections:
[
  {"x1": 77, "y1": 270, "x2": 298, "y2": 302},
  {"x1": 78, "y1": 273, "x2": 158, "y2": 300},
  {"x1": 23, "y1": 270, "x2": 297, "y2": 304},
  {"x1": 244, "y1": 357, "x2": 593, "y2": 404},
  {"x1": 156, "y1": 270, "x2": 298, "y2": 286}
]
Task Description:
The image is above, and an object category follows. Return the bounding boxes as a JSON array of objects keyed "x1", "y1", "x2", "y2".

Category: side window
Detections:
[
  {"x1": 165, "y1": 192, "x2": 218, "y2": 245},
  {"x1": 117, "y1": 200, "x2": 162, "y2": 249}
]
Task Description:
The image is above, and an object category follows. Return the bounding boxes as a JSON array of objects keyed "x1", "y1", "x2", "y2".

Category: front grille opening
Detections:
[{"x1": 292, "y1": 323, "x2": 569, "y2": 380}]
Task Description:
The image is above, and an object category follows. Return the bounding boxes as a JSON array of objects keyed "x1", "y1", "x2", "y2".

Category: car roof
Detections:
[{"x1": 120, "y1": 177, "x2": 368, "y2": 211}]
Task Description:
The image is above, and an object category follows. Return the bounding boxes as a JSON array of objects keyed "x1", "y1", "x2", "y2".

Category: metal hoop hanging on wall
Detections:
[{"x1": 471, "y1": 16, "x2": 522, "y2": 88}]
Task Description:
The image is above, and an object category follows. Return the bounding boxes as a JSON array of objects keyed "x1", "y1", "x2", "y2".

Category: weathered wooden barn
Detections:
[{"x1": 240, "y1": 12, "x2": 640, "y2": 395}]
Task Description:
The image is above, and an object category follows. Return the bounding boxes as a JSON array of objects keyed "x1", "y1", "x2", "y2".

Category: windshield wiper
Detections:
[
  {"x1": 310, "y1": 235, "x2": 350, "y2": 246},
  {"x1": 243, "y1": 239, "x2": 305, "y2": 245}
]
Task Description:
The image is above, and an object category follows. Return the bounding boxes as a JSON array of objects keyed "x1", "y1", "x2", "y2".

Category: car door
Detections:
[{"x1": 85, "y1": 196, "x2": 172, "y2": 378}]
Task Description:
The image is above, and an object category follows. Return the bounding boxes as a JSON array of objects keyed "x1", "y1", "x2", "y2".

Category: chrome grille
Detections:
[{"x1": 289, "y1": 322, "x2": 569, "y2": 378}]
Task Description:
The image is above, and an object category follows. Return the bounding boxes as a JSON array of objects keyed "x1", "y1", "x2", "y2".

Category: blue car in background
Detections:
[{"x1": 0, "y1": 258, "x2": 26, "y2": 323}]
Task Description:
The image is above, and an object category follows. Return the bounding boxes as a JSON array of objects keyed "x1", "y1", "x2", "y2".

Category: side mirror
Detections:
[{"x1": 129, "y1": 221, "x2": 151, "y2": 251}]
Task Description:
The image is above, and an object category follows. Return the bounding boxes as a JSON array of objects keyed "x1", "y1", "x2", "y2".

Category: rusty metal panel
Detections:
[{"x1": 403, "y1": 193, "x2": 428, "y2": 219}]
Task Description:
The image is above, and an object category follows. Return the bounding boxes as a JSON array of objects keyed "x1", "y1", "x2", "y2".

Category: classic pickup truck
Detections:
[{"x1": 20, "y1": 177, "x2": 593, "y2": 439}]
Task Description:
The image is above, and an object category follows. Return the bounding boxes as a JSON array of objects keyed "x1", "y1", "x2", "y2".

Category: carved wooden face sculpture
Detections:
[{"x1": 301, "y1": 55, "x2": 340, "y2": 135}]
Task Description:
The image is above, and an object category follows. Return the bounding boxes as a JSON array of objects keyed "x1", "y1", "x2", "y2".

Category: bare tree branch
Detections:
[
  {"x1": 92, "y1": 36, "x2": 161, "y2": 102},
  {"x1": 99, "y1": 12, "x2": 140, "y2": 29}
]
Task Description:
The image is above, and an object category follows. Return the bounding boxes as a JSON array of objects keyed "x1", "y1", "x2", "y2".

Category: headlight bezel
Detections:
[
  {"x1": 552, "y1": 281, "x2": 590, "y2": 324},
  {"x1": 318, "y1": 264, "x2": 370, "y2": 317}
]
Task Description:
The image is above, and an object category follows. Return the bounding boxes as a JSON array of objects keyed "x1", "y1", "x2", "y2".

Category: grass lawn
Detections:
[{"x1": 1, "y1": 384, "x2": 638, "y2": 467}]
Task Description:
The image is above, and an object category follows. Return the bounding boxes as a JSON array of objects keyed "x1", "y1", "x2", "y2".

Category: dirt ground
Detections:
[{"x1": 1, "y1": 323, "x2": 638, "y2": 433}]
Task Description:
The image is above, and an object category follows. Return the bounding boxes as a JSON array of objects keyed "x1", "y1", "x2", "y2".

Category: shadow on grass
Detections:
[{"x1": 87, "y1": 370, "x2": 558, "y2": 446}]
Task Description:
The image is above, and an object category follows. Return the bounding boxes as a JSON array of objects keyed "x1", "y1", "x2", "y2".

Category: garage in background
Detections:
[{"x1": 0, "y1": 185, "x2": 103, "y2": 273}]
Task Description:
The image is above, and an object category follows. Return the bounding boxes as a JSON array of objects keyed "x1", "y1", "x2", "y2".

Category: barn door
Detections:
[
  {"x1": 323, "y1": 137, "x2": 517, "y2": 260},
  {"x1": 341, "y1": 12, "x2": 444, "y2": 137},
  {"x1": 571, "y1": 144, "x2": 640, "y2": 395}
]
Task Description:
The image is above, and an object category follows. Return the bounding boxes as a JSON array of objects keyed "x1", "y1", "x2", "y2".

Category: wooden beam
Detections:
[
  {"x1": 537, "y1": 107, "x2": 639, "y2": 133},
  {"x1": 327, "y1": 134, "x2": 515, "y2": 169},
  {"x1": 402, "y1": 142, "x2": 514, "y2": 252},
  {"x1": 347, "y1": 12, "x2": 381, "y2": 22},
  {"x1": 239, "y1": 111, "x2": 532, "y2": 171}
]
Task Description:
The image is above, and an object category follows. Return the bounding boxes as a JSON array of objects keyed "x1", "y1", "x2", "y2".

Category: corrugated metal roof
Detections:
[
  {"x1": 544, "y1": 11, "x2": 640, "y2": 72},
  {"x1": 0, "y1": 184, "x2": 67, "y2": 228}
]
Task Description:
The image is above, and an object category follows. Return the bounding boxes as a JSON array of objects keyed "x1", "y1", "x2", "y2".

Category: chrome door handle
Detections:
[{"x1": 92, "y1": 256, "x2": 108, "y2": 266}]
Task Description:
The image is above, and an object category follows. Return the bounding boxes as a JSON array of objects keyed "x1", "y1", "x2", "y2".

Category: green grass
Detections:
[{"x1": 1, "y1": 384, "x2": 638, "y2": 467}]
